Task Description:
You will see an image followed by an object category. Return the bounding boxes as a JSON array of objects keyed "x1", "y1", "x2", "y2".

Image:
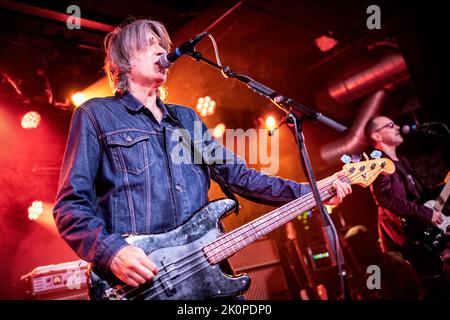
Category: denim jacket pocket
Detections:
[{"x1": 104, "y1": 130, "x2": 154, "y2": 174}]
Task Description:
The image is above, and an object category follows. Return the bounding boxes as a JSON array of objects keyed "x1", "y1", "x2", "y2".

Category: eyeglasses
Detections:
[{"x1": 373, "y1": 121, "x2": 395, "y2": 132}]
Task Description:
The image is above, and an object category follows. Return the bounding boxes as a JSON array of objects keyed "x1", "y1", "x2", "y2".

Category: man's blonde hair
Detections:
[{"x1": 104, "y1": 18, "x2": 171, "y2": 94}]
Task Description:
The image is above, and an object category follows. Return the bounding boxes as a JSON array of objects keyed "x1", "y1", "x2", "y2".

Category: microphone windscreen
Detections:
[{"x1": 401, "y1": 125, "x2": 410, "y2": 134}]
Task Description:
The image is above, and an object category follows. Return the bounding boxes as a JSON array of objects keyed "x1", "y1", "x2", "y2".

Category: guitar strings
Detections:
[
  {"x1": 110, "y1": 174, "x2": 355, "y2": 299},
  {"x1": 107, "y1": 249, "x2": 207, "y2": 299},
  {"x1": 108, "y1": 170, "x2": 369, "y2": 299},
  {"x1": 110, "y1": 174, "x2": 352, "y2": 299},
  {"x1": 108, "y1": 181, "x2": 337, "y2": 299},
  {"x1": 126, "y1": 186, "x2": 338, "y2": 300},
  {"x1": 205, "y1": 175, "x2": 349, "y2": 263},
  {"x1": 128, "y1": 181, "x2": 340, "y2": 300}
]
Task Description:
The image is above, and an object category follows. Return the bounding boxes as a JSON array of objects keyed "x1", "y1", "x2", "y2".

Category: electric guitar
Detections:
[
  {"x1": 423, "y1": 172, "x2": 450, "y2": 246},
  {"x1": 88, "y1": 157, "x2": 394, "y2": 300}
]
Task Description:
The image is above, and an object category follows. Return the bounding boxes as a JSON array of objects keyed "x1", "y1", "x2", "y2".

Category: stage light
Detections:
[
  {"x1": 196, "y1": 96, "x2": 216, "y2": 117},
  {"x1": 264, "y1": 116, "x2": 277, "y2": 132},
  {"x1": 315, "y1": 35, "x2": 338, "y2": 52},
  {"x1": 71, "y1": 92, "x2": 87, "y2": 107},
  {"x1": 28, "y1": 200, "x2": 44, "y2": 221},
  {"x1": 21, "y1": 111, "x2": 41, "y2": 129},
  {"x1": 212, "y1": 123, "x2": 226, "y2": 138}
]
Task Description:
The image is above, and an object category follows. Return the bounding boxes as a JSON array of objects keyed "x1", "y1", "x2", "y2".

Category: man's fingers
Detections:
[
  {"x1": 141, "y1": 256, "x2": 159, "y2": 275},
  {"x1": 130, "y1": 270, "x2": 148, "y2": 284},
  {"x1": 334, "y1": 171, "x2": 345, "y2": 178},
  {"x1": 121, "y1": 274, "x2": 140, "y2": 287},
  {"x1": 133, "y1": 263, "x2": 156, "y2": 281},
  {"x1": 345, "y1": 182, "x2": 352, "y2": 194},
  {"x1": 334, "y1": 180, "x2": 352, "y2": 196}
]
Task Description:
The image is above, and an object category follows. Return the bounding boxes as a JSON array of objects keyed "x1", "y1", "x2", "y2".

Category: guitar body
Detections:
[
  {"x1": 89, "y1": 199, "x2": 250, "y2": 300},
  {"x1": 414, "y1": 200, "x2": 449, "y2": 249},
  {"x1": 405, "y1": 200, "x2": 450, "y2": 277}
]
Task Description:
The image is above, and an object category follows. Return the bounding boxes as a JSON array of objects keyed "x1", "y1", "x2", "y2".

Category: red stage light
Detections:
[
  {"x1": 21, "y1": 111, "x2": 41, "y2": 129},
  {"x1": 315, "y1": 35, "x2": 338, "y2": 52}
]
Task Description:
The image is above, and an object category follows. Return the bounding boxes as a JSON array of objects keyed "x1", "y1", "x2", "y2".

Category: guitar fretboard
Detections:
[
  {"x1": 435, "y1": 172, "x2": 450, "y2": 211},
  {"x1": 203, "y1": 176, "x2": 350, "y2": 264}
]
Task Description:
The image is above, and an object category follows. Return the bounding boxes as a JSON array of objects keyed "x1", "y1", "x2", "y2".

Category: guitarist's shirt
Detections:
[
  {"x1": 53, "y1": 91, "x2": 311, "y2": 272},
  {"x1": 371, "y1": 154, "x2": 433, "y2": 252}
]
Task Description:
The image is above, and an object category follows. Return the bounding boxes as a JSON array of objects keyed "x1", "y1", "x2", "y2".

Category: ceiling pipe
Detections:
[
  {"x1": 320, "y1": 89, "x2": 387, "y2": 165},
  {"x1": 318, "y1": 53, "x2": 409, "y2": 165},
  {"x1": 326, "y1": 54, "x2": 407, "y2": 104}
]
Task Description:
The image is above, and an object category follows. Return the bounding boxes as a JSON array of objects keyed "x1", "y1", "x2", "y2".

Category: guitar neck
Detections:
[
  {"x1": 204, "y1": 176, "x2": 349, "y2": 264},
  {"x1": 434, "y1": 173, "x2": 450, "y2": 211}
]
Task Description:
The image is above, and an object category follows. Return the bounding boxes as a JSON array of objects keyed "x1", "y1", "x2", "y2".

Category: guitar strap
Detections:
[{"x1": 165, "y1": 106, "x2": 240, "y2": 214}]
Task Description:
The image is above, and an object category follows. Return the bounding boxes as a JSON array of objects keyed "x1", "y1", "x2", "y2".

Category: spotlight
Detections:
[
  {"x1": 196, "y1": 96, "x2": 216, "y2": 117},
  {"x1": 28, "y1": 200, "x2": 44, "y2": 221},
  {"x1": 71, "y1": 92, "x2": 87, "y2": 107},
  {"x1": 21, "y1": 111, "x2": 41, "y2": 129},
  {"x1": 212, "y1": 123, "x2": 226, "y2": 138},
  {"x1": 264, "y1": 116, "x2": 277, "y2": 132}
]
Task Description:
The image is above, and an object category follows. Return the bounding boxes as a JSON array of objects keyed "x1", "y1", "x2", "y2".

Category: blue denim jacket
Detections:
[{"x1": 53, "y1": 91, "x2": 310, "y2": 272}]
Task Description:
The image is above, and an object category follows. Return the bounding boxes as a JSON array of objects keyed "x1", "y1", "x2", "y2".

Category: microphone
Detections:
[
  {"x1": 401, "y1": 122, "x2": 434, "y2": 134},
  {"x1": 158, "y1": 31, "x2": 208, "y2": 69}
]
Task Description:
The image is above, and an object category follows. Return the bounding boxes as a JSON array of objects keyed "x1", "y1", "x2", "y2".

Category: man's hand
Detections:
[
  {"x1": 323, "y1": 172, "x2": 352, "y2": 206},
  {"x1": 110, "y1": 245, "x2": 158, "y2": 287},
  {"x1": 431, "y1": 210, "x2": 444, "y2": 226}
]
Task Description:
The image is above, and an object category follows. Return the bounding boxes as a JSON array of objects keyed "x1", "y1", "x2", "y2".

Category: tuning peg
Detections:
[
  {"x1": 363, "y1": 152, "x2": 369, "y2": 161},
  {"x1": 370, "y1": 150, "x2": 382, "y2": 159},
  {"x1": 351, "y1": 155, "x2": 361, "y2": 163},
  {"x1": 340, "y1": 154, "x2": 351, "y2": 164}
]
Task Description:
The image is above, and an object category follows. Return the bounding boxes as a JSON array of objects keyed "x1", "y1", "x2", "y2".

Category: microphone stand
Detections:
[
  {"x1": 188, "y1": 51, "x2": 351, "y2": 300},
  {"x1": 425, "y1": 129, "x2": 450, "y2": 141}
]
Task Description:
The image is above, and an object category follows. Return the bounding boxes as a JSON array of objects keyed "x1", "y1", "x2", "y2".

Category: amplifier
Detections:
[
  {"x1": 21, "y1": 260, "x2": 89, "y2": 300},
  {"x1": 229, "y1": 237, "x2": 280, "y2": 271},
  {"x1": 229, "y1": 237, "x2": 291, "y2": 299}
]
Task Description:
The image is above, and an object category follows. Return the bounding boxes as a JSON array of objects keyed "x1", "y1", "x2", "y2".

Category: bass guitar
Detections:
[{"x1": 89, "y1": 157, "x2": 394, "y2": 300}]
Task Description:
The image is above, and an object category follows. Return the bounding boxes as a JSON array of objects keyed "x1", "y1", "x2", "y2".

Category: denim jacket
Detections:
[{"x1": 53, "y1": 91, "x2": 310, "y2": 272}]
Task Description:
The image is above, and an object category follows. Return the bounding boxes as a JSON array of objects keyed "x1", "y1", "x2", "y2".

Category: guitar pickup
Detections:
[{"x1": 158, "y1": 258, "x2": 178, "y2": 297}]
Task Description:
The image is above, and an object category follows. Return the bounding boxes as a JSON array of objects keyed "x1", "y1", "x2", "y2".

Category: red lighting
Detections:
[
  {"x1": 21, "y1": 111, "x2": 41, "y2": 129},
  {"x1": 315, "y1": 35, "x2": 338, "y2": 52}
]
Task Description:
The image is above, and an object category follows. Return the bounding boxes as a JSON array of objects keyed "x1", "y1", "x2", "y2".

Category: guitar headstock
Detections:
[{"x1": 341, "y1": 154, "x2": 395, "y2": 187}]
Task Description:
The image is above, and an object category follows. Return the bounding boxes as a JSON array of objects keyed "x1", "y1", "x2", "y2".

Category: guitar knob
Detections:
[
  {"x1": 362, "y1": 152, "x2": 369, "y2": 161},
  {"x1": 370, "y1": 150, "x2": 382, "y2": 159},
  {"x1": 432, "y1": 241, "x2": 439, "y2": 247}
]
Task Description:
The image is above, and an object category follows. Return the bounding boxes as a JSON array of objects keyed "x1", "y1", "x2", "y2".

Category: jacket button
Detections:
[
  {"x1": 175, "y1": 185, "x2": 182, "y2": 192},
  {"x1": 126, "y1": 136, "x2": 132, "y2": 142}
]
